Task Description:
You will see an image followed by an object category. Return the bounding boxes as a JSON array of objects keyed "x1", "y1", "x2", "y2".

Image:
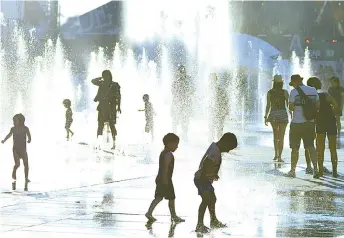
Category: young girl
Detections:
[
  {"x1": 1, "y1": 114, "x2": 32, "y2": 191},
  {"x1": 63, "y1": 99, "x2": 74, "y2": 141}
]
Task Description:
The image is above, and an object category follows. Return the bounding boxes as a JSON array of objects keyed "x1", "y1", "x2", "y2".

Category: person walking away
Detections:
[
  {"x1": 328, "y1": 76, "x2": 344, "y2": 137},
  {"x1": 307, "y1": 77, "x2": 339, "y2": 177},
  {"x1": 264, "y1": 75, "x2": 290, "y2": 162},
  {"x1": 1, "y1": 114, "x2": 32, "y2": 191},
  {"x1": 288, "y1": 74, "x2": 320, "y2": 178}
]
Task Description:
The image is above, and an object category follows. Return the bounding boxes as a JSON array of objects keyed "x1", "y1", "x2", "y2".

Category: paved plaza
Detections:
[{"x1": 1, "y1": 125, "x2": 344, "y2": 237}]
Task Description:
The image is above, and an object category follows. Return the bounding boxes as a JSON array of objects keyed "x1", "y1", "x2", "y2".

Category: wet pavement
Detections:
[{"x1": 1, "y1": 127, "x2": 344, "y2": 237}]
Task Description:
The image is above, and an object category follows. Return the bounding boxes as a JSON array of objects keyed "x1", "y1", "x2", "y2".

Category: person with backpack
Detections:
[{"x1": 288, "y1": 74, "x2": 320, "y2": 178}]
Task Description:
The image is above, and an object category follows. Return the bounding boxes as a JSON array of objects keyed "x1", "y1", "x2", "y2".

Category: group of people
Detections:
[
  {"x1": 145, "y1": 132, "x2": 238, "y2": 233},
  {"x1": 5, "y1": 67, "x2": 342, "y2": 234},
  {"x1": 265, "y1": 74, "x2": 343, "y2": 178}
]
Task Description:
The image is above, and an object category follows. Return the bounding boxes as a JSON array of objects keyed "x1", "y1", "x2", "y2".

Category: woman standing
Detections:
[
  {"x1": 307, "y1": 77, "x2": 338, "y2": 177},
  {"x1": 264, "y1": 75, "x2": 290, "y2": 162}
]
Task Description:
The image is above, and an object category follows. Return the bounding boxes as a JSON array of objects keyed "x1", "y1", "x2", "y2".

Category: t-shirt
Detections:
[
  {"x1": 194, "y1": 143, "x2": 221, "y2": 182},
  {"x1": 289, "y1": 85, "x2": 319, "y2": 123},
  {"x1": 328, "y1": 86, "x2": 344, "y2": 109}
]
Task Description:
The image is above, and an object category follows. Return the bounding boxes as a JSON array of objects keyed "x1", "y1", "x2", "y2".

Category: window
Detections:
[{"x1": 326, "y1": 50, "x2": 334, "y2": 57}]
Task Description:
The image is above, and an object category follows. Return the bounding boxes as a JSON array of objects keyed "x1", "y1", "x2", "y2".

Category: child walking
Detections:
[
  {"x1": 194, "y1": 132, "x2": 238, "y2": 233},
  {"x1": 63, "y1": 99, "x2": 74, "y2": 141},
  {"x1": 138, "y1": 94, "x2": 155, "y2": 140},
  {"x1": 1, "y1": 114, "x2": 32, "y2": 191},
  {"x1": 145, "y1": 133, "x2": 185, "y2": 223}
]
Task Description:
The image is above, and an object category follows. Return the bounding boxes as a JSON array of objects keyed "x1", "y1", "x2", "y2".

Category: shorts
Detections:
[
  {"x1": 194, "y1": 178, "x2": 214, "y2": 196},
  {"x1": 289, "y1": 122, "x2": 315, "y2": 149},
  {"x1": 145, "y1": 118, "x2": 154, "y2": 133},
  {"x1": 65, "y1": 120, "x2": 73, "y2": 129},
  {"x1": 13, "y1": 148, "x2": 28, "y2": 159},
  {"x1": 267, "y1": 110, "x2": 288, "y2": 124},
  {"x1": 155, "y1": 182, "x2": 175, "y2": 200},
  {"x1": 316, "y1": 119, "x2": 337, "y2": 136}
]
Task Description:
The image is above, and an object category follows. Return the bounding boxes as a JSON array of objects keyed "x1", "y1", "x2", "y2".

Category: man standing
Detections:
[
  {"x1": 288, "y1": 74, "x2": 320, "y2": 178},
  {"x1": 328, "y1": 76, "x2": 344, "y2": 137},
  {"x1": 171, "y1": 65, "x2": 195, "y2": 140},
  {"x1": 92, "y1": 70, "x2": 121, "y2": 150}
]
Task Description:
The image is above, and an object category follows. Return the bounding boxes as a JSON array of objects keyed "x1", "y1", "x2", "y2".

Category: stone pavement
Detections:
[{"x1": 1, "y1": 129, "x2": 344, "y2": 237}]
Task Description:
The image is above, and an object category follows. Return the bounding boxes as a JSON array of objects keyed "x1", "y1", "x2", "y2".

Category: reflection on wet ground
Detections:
[{"x1": 1, "y1": 130, "x2": 344, "y2": 237}]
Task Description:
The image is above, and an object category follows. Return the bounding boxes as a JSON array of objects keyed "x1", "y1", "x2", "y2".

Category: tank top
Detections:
[
  {"x1": 269, "y1": 89, "x2": 286, "y2": 111},
  {"x1": 156, "y1": 150, "x2": 174, "y2": 184},
  {"x1": 317, "y1": 92, "x2": 335, "y2": 124}
]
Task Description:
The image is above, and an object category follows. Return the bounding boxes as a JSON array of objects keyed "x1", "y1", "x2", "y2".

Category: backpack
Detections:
[{"x1": 295, "y1": 87, "x2": 317, "y2": 121}]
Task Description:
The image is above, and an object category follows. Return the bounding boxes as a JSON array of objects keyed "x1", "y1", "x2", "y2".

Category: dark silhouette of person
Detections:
[{"x1": 92, "y1": 70, "x2": 121, "y2": 150}]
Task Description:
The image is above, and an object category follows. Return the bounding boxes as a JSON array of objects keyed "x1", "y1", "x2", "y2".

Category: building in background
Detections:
[{"x1": 0, "y1": 0, "x2": 59, "y2": 40}]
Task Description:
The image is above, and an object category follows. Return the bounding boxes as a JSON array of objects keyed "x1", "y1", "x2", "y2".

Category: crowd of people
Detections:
[
  {"x1": 1, "y1": 65, "x2": 342, "y2": 233},
  {"x1": 265, "y1": 74, "x2": 344, "y2": 178}
]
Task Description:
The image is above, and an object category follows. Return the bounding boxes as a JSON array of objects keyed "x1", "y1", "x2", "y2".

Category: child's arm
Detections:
[
  {"x1": 161, "y1": 152, "x2": 173, "y2": 185},
  {"x1": 26, "y1": 127, "x2": 32, "y2": 143},
  {"x1": 1, "y1": 128, "x2": 13, "y2": 143}
]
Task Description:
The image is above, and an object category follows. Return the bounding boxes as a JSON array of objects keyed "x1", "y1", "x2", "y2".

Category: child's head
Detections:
[
  {"x1": 143, "y1": 94, "x2": 149, "y2": 102},
  {"x1": 63, "y1": 99, "x2": 71, "y2": 108},
  {"x1": 13, "y1": 113, "x2": 25, "y2": 126},
  {"x1": 217, "y1": 132, "x2": 237, "y2": 152},
  {"x1": 163, "y1": 133, "x2": 179, "y2": 152}
]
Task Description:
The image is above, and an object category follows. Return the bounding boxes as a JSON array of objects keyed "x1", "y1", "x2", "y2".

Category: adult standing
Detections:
[
  {"x1": 307, "y1": 77, "x2": 339, "y2": 177},
  {"x1": 264, "y1": 75, "x2": 290, "y2": 162},
  {"x1": 92, "y1": 70, "x2": 121, "y2": 150},
  {"x1": 288, "y1": 74, "x2": 320, "y2": 178},
  {"x1": 328, "y1": 76, "x2": 344, "y2": 137}
]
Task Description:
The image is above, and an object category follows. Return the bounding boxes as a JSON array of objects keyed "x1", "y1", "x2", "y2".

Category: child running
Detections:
[
  {"x1": 63, "y1": 99, "x2": 74, "y2": 141},
  {"x1": 194, "y1": 132, "x2": 238, "y2": 233},
  {"x1": 1, "y1": 114, "x2": 32, "y2": 191},
  {"x1": 138, "y1": 94, "x2": 155, "y2": 140},
  {"x1": 145, "y1": 133, "x2": 185, "y2": 223}
]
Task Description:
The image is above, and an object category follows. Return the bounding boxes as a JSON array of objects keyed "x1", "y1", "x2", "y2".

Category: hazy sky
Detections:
[{"x1": 59, "y1": 0, "x2": 111, "y2": 23}]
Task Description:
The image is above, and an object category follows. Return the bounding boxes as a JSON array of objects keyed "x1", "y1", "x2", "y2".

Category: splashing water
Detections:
[{"x1": 291, "y1": 49, "x2": 312, "y2": 79}]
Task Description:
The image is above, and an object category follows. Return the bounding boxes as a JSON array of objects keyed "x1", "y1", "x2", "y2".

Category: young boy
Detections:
[
  {"x1": 1, "y1": 114, "x2": 32, "y2": 191},
  {"x1": 138, "y1": 94, "x2": 154, "y2": 140},
  {"x1": 194, "y1": 132, "x2": 238, "y2": 233},
  {"x1": 145, "y1": 133, "x2": 185, "y2": 223},
  {"x1": 63, "y1": 99, "x2": 74, "y2": 141}
]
